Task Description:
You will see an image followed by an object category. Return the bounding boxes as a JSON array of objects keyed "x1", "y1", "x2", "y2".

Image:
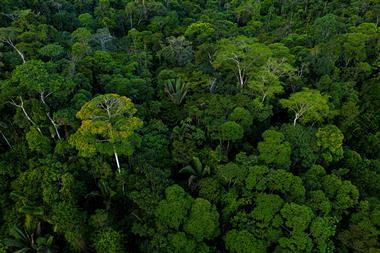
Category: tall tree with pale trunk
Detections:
[{"x1": 69, "y1": 94, "x2": 143, "y2": 172}]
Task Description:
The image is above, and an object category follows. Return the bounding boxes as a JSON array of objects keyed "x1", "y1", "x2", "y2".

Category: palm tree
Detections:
[
  {"x1": 179, "y1": 156, "x2": 211, "y2": 186},
  {"x1": 3, "y1": 195, "x2": 54, "y2": 253},
  {"x1": 4, "y1": 224, "x2": 54, "y2": 253},
  {"x1": 164, "y1": 78, "x2": 189, "y2": 105}
]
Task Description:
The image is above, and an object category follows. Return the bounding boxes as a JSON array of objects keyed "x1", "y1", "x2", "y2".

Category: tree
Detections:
[
  {"x1": 184, "y1": 21, "x2": 215, "y2": 44},
  {"x1": 8, "y1": 96, "x2": 42, "y2": 134},
  {"x1": 11, "y1": 60, "x2": 59, "y2": 104},
  {"x1": 155, "y1": 185, "x2": 192, "y2": 230},
  {"x1": 218, "y1": 121, "x2": 244, "y2": 150},
  {"x1": 281, "y1": 124, "x2": 318, "y2": 168},
  {"x1": 245, "y1": 167, "x2": 306, "y2": 201},
  {"x1": 225, "y1": 230, "x2": 266, "y2": 253},
  {"x1": 248, "y1": 57, "x2": 294, "y2": 102},
  {"x1": 213, "y1": 36, "x2": 272, "y2": 89},
  {"x1": 158, "y1": 36, "x2": 194, "y2": 66},
  {"x1": 49, "y1": 202, "x2": 86, "y2": 251},
  {"x1": 179, "y1": 156, "x2": 211, "y2": 186},
  {"x1": 258, "y1": 130, "x2": 292, "y2": 169},
  {"x1": 232, "y1": 0, "x2": 261, "y2": 25},
  {"x1": 315, "y1": 125, "x2": 344, "y2": 163},
  {"x1": 78, "y1": 13, "x2": 96, "y2": 30},
  {"x1": 228, "y1": 107, "x2": 253, "y2": 130},
  {"x1": 165, "y1": 232, "x2": 198, "y2": 253},
  {"x1": 69, "y1": 28, "x2": 92, "y2": 75},
  {"x1": 71, "y1": 27, "x2": 92, "y2": 44},
  {"x1": 10, "y1": 60, "x2": 74, "y2": 139},
  {"x1": 280, "y1": 202, "x2": 314, "y2": 232},
  {"x1": 217, "y1": 162, "x2": 248, "y2": 187},
  {"x1": 183, "y1": 198, "x2": 220, "y2": 241},
  {"x1": 92, "y1": 228, "x2": 124, "y2": 253},
  {"x1": 310, "y1": 217, "x2": 336, "y2": 253},
  {"x1": 164, "y1": 78, "x2": 189, "y2": 105},
  {"x1": 69, "y1": 94, "x2": 143, "y2": 172},
  {"x1": 322, "y1": 175, "x2": 359, "y2": 212},
  {"x1": 251, "y1": 193, "x2": 284, "y2": 225},
  {"x1": 338, "y1": 200, "x2": 380, "y2": 253},
  {"x1": 312, "y1": 14, "x2": 343, "y2": 43},
  {"x1": 4, "y1": 224, "x2": 54, "y2": 253},
  {"x1": 0, "y1": 27, "x2": 25, "y2": 63},
  {"x1": 92, "y1": 28, "x2": 114, "y2": 50},
  {"x1": 341, "y1": 33, "x2": 368, "y2": 67},
  {"x1": 26, "y1": 126, "x2": 51, "y2": 154},
  {"x1": 280, "y1": 88, "x2": 330, "y2": 125},
  {"x1": 38, "y1": 43, "x2": 65, "y2": 60}
]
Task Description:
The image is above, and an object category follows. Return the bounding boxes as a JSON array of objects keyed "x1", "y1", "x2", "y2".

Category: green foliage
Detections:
[
  {"x1": 26, "y1": 127, "x2": 51, "y2": 154},
  {"x1": 4, "y1": 224, "x2": 54, "y2": 253},
  {"x1": 50, "y1": 202, "x2": 86, "y2": 251},
  {"x1": 93, "y1": 229, "x2": 124, "y2": 253},
  {"x1": 71, "y1": 28, "x2": 92, "y2": 43},
  {"x1": 69, "y1": 94, "x2": 143, "y2": 170},
  {"x1": 244, "y1": 166, "x2": 305, "y2": 202},
  {"x1": 281, "y1": 203, "x2": 314, "y2": 232},
  {"x1": 228, "y1": 107, "x2": 253, "y2": 130},
  {"x1": 183, "y1": 198, "x2": 220, "y2": 241},
  {"x1": 312, "y1": 14, "x2": 343, "y2": 43},
  {"x1": 217, "y1": 162, "x2": 248, "y2": 186},
  {"x1": 180, "y1": 156, "x2": 210, "y2": 186},
  {"x1": 166, "y1": 232, "x2": 197, "y2": 253},
  {"x1": 164, "y1": 78, "x2": 189, "y2": 105},
  {"x1": 213, "y1": 36, "x2": 272, "y2": 88},
  {"x1": 38, "y1": 44, "x2": 65, "y2": 59},
  {"x1": 185, "y1": 22, "x2": 215, "y2": 44},
  {"x1": 280, "y1": 88, "x2": 330, "y2": 125},
  {"x1": 0, "y1": 1, "x2": 379, "y2": 252},
  {"x1": 258, "y1": 130, "x2": 291, "y2": 169},
  {"x1": 338, "y1": 200, "x2": 380, "y2": 252},
  {"x1": 219, "y1": 121, "x2": 244, "y2": 142},
  {"x1": 315, "y1": 125, "x2": 344, "y2": 163},
  {"x1": 310, "y1": 217, "x2": 336, "y2": 252},
  {"x1": 251, "y1": 193, "x2": 284, "y2": 225},
  {"x1": 248, "y1": 57, "x2": 294, "y2": 101},
  {"x1": 158, "y1": 36, "x2": 193, "y2": 66},
  {"x1": 155, "y1": 185, "x2": 192, "y2": 230},
  {"x1": 281, "y1": 124, "x2": 318, "y2": 168},
  {"x1": 225, "y1": 229, "x2": 266, "y2": 253}
]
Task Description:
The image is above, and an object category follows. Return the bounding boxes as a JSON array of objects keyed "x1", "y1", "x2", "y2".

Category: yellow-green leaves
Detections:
[
  {"x1": 280, "y1": 88, "x2": 330, "y2": 125},
  {"x1": 70, "y1": 94, "x2": 143, "y2": 170},
  {"x1": 76, "y1": 94, "x2": 137, "y2": 120}
]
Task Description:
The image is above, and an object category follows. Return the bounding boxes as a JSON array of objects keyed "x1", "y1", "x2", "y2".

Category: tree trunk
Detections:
[
  {"x1": 7, "y1": 40, "x2": 25, "y2": 63},
  {"x1": 10, "y1": 97, "x2": 42, "y2": 134},
  {"x1": 237, "y1": 66, "x2": 244, "y2": 89},
  {"x1": 0, "y1": 131, "x2": 12, "y2": 149},
  {"x1": 114, "y1": 146, "x2": 121, "y2": 173},
  {"x1": 262, "y1": 94, "x2": 267, "y2": 102},
  {"x1": 47, "y1": 113, "x2": 61, "y2": 140},
  {"x1": 293, "y1": 113, "x2": 299, "y2": 126}
]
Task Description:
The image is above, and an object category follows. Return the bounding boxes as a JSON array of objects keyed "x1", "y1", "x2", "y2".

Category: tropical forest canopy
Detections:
[{"x1": 0, "y1": 0, "x2": 379, "y2": 252}]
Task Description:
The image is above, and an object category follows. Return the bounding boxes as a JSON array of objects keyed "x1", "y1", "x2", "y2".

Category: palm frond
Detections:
[{"x1": 179, "y1": 165, "x2": 196, "y2": 175}]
